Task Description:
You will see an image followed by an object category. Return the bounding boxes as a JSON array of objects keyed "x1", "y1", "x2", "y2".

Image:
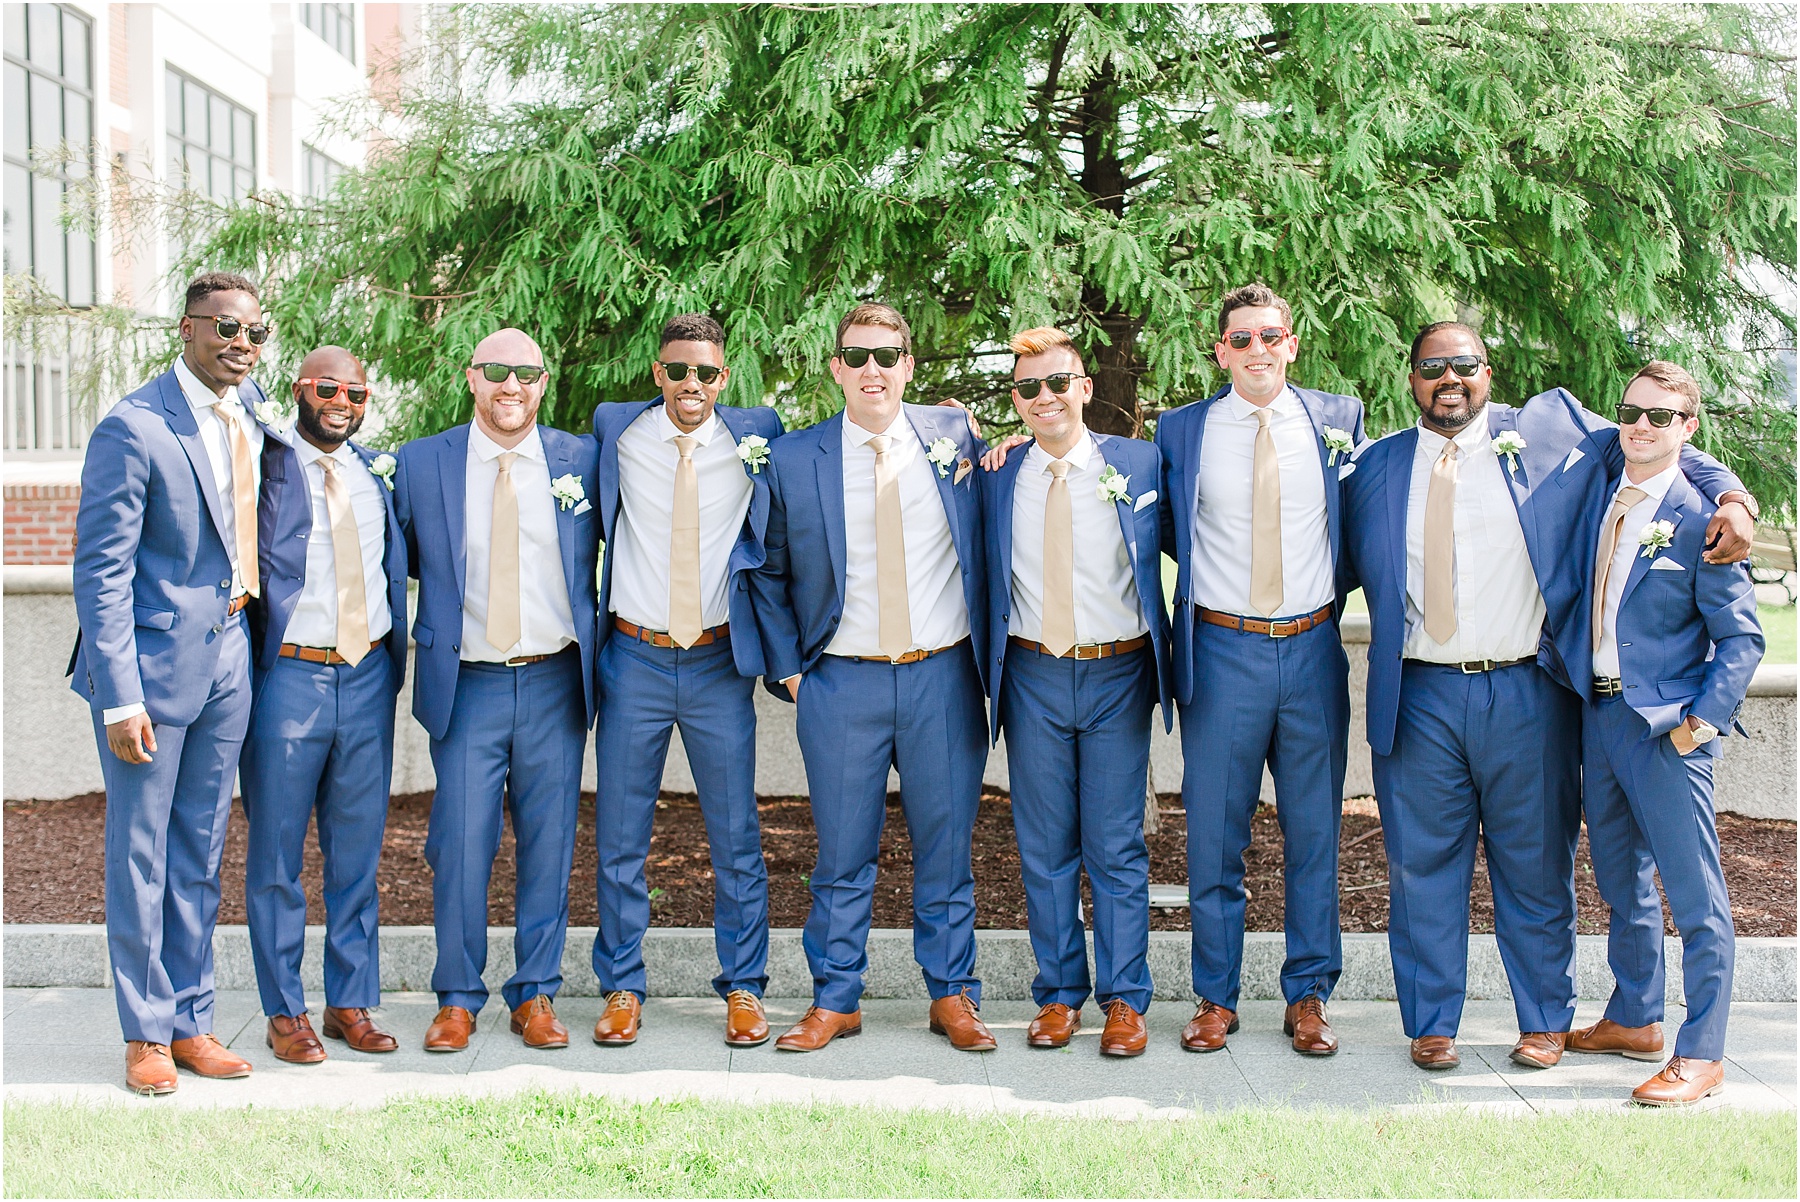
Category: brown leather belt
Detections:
[
  {"x1": 227, "y1": 594, "x2": 251, "y2": 616},
  {"x1": 1199, "y1": 602, "x2": 1333, "y2": 639},
  {"x1": 1593, "y1": 676, "x2": 1625, "y2": 697},
  {"x1": 1405, "y1": 655, "x2": 1537, "y2": 674},
  {"x1": 279, "y1": 640, "x2": 383, "y2": 666},
  {"x1": 840, "y1": 637, "x2": 969, "y2": 665},
  {"x1": 1009, "y1": 634, "x2": 1149, "y2": 660},
  {"x1": 613, "y1": 616, "x2": 730, "y2": 648},
  {"x1": 505, "y1": 652, "x2": 559, "y2": 666}
]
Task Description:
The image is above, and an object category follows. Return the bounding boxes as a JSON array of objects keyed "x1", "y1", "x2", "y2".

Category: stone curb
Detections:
[{"x1": 6, "y1": 925, "x2": 1793, "y2": 1003}]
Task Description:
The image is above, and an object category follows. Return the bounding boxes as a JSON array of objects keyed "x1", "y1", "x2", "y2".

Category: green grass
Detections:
[
  {"x1": 1759, "y1": 603, "x2": 1795, "y2": 665},
  {"x1": 5, "y1": 1094, "x2": 1795, "y2": 1198}
]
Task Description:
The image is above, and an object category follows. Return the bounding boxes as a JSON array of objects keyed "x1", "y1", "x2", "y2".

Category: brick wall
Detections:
[{"x1": 4, "y1": 485, "x2": 80, "y2": 565}]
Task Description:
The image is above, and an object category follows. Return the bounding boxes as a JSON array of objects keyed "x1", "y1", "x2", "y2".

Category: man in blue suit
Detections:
[
  {"x1": 392, "y1": 327, "x2": 601, "y2": 1053},
  {"x1": 1565, "y1": 361, "x2": 1762, "y2": 1106},
  {"x1": 979, "y1": 327, "x2": 1172, "y2": 1057},
  {"x1": 71, "y1": 271, "x2": 275, "y2": 1094},
  {"x1": 1339, "y1": 322, "x2": 1755, "y2": 1071},
  {"x1": 1153, "y1": 284, "x2": 1366, "y2": 1056},
  {"x1": 241, "y1": 346, "x2": 409, "y2": 1063},
  {"x1": 587, "y1": 314, "x2": 783, "y2": 1049},
  {"x1": 751, "y1": 302, "x2": 993, "y2": 1051}
]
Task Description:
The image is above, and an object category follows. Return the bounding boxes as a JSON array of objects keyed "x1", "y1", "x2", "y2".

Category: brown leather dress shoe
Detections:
[
  {"x1": 322, "y1": 1006, "x2": 399, "y2": 1053},
  {"x1": 1027, "y1": 1003, "x2": 1082, "y2": 1049},
  {"x1": 1180, "y1": 1000, "x2": 1238, "y2": 1052},
  {"x1": 266, "y1": 1014, "x2": 327, "y2": 1064},
  {"x1": 125, "y1": 1041, "x2": 178, "y2": 1096},
  {"x1": 1283, "y1": 997, "x2": 1339, "y2": 1056},
  {"x1": 511, "y1": 995, "x2": 570, "y2": 1049},
  {"x1": 1509, "y1": 1031, "x2": 1567, "y2": 1069},
  {"x1": 1410, "y1": 1035, "x2": 1459, "y2": 1070},
  {"x1": 424, "y1": 1005, "x2": 476, "y2": 1052},
  {"x1": 724, "y1": 990, "x2": 770, "y2": 1047},
  {"x1": 1567, "y1": 1018, "x2": 1665, "y2": 1062},
  {"x1": 929, "y1": 988, "x2": 998, "y2": 1052},
  {"x1": 1099, "y1": 1000, "x2": 1148, "y2": 1058},
  {"x1": 592, "y1": 991, "x2": 642, "y2": 1046},
  {"x1": 775, "y1": 1006, "x2": 862, "y2": 1052},
  {"x1": 1631, "y1": 1057, "x2": 1725, "y2": 1107},
  {"x1": 170, "y1": 1033, "x2": 252, "y2": 1078}
]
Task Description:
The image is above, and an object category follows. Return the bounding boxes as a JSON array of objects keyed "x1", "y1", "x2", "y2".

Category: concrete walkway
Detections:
[{"x1": 5, "y1": 988, "x2": 1793, "y2": 1117}]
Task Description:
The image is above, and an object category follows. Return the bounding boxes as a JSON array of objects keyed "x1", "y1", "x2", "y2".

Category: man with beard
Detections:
[
  {"x1": 241, "y1": 346, "x2": 410, "y2": 1063},
  {"x1": 1338, "y1": 322, "x2": 1755, "y2": 1071}
]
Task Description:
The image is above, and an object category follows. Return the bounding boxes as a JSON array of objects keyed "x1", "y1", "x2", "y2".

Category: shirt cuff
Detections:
[{"x1": 102, "y1": 702, "x2": 147, "y2": 725}]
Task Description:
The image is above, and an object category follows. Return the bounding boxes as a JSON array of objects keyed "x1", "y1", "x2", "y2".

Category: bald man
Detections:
[
  {"x1": 392, "y1": 328, "x2": 601, "y2": 1052},
  {"x1": 243, "y1": 347, "x2": 411, "y2": 1062}
]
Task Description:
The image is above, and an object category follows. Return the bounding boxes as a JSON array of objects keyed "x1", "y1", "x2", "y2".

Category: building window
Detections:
[
  {"x1": 165, "y1": 70, "x2": 256, "y2": 203},
  {"x1": 301, "y1": 143, "x2": 343, "y2": 199},
  {"x1": 3, "y1": 3, "x2": 96, "y2": 305},
  {"x1": 299, "y1": 4, "x2": 355, "y2": 62}
]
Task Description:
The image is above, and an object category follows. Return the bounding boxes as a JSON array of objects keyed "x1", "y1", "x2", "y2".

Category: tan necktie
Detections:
[
  {"x1": 1423, "y1": 440, "x2": 1460, "y2": 644},
  {"x1": 1041, "y1": 459, "x2": 1076, "y2": 656},
  {"x1": 318, "y1": 455, "x2": 370, "y2": 666},
  {"x1": 1249, "y1": 406, "x2": 1283, "y2": 616},
  {"x1": 668, "y1": 434, "x2": 704, "y2": 648},
  {"x1": 486, "y1": 451, "x2": 522, "y2": 653},
  {"x1": 217, "y1": 401, "x2": 259, "y2": 597},
  {"x1": 1592, "y1": 486, "x2": 1649, "y2": 653},
  {"x1": 869, "y1": 435, "x2": 912, "y2": 659}
]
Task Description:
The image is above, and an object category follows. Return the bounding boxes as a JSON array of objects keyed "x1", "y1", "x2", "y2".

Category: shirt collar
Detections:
[
  {"x1": 1617, "y1": 462, "x2": 1680, "y2": 507},
  {"x1": 289, "y1": 428, "x2": 359, "y2": 469},
  {"x1": 1026, "y1": 428, "x2": 1095, "y2": 475},
  {"x1": 172, "y1": 355, "x2": 241, "y2": 414},
  {"x1": 1415, "y1": 414, "x2": 1493, "y2": 458},
  {"x1": 469, "y1": 420, "x2": 545, "y2": 464},
  {"x1": 652, "y1": 404, "x2": 720, "y2": 447},
  {"x1": 843, "y1": 409, "x2": 909, "y2": 449},
  {"x1": 1225, "y1": 385, "x2": 1295, "y2": 422}
]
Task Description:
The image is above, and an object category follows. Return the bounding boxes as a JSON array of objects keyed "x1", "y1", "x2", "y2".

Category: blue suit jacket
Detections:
[
  {"x1": 979, "y1": 432, "x2": 1174, "y2": 740},
  {"x1": 591, "y1": 399, "x2": 785, "y2": 680},
  {"x1": 1339, "y1": 390, "x2": 1746, "y2": 756},
  {"x1": 250, "y1": 428, "x2": 410, "y2": 687},
  {"x1": 751, "y1": 404, "x2": 989, "y2": 698},
  {"x1": 392, "y1": 422, "x2": 601, "y2": 741},
  {"x1": 69, "y1": 369, "x2": 279, "y2": 725},
  {"x1": 1154, "y1": 384, "x2": 1366, "y2": 707},
  {"x1": 1590, "y1": 472, "x2": 1762, "y2": 737}
]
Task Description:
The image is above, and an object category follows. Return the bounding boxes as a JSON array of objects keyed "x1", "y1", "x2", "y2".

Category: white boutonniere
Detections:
[
  {"x1": 1322, "y1": 426, "x2": 1354, "y2": 466},
  {"x1": 1492, "y1": 430, "x2": 1526, "y2": 473},
  {"x1": 253, "y1": 400, "x2": 281, "y2": 427},
  {"x1": 736, "y1": 432, "x2": 770, "y2": 474},
  {"x1": 369, "y1": 453, "x2": 397, "y2": 491},
  {"x1": 926, "y1": 436, "x2": 959, "y2": 478},
  {"x1": 1637, "y1": 519, "x2": 1676, "y2": 557},
  {"x1": 1096, "y1": 464, "x2": 1132, "y2": 505},
  {"x1": 550, "y1": 473, "x2": 586, "y2": 511}
]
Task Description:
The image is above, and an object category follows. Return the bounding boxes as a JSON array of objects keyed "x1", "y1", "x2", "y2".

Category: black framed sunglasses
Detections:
[
  {"x1": 473, "y1": 362, "x2": 547, "y2": 385},
  {"x1": 1617, "y1": 404, "x2": 1694, "y2": 428},
  {"x1": 296, "y1": 377, "x2": 370, "y2": 403},
  {"x1": 836, "y1": 345, "x2": 905, "y2": 369},
  {"x1": 1413, "y1": 355, "x2": 1487, "y2": 380},
  {"x1": 660, "y1": 361, "x2": 723, "y2": 385},
  {"x1": 1013, "y1": 373, "x2": 1088, "y2": 400},
  {"x1": 1223, "y1": 326, "x2": 1289, "y2": 350},
  {"x1": 187, "y1": 313, "x2": 271, "y2": 345}
]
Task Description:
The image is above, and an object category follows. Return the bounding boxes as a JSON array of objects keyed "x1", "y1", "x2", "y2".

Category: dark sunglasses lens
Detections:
[
  {"x1": 664, "y1": 362, "x2": 691, "y2": 381},
  {"x1": 1258, "y1": 328, "x2": 1286, "y2": 346},
  {"x1": 513, "y1": 366, "x2": 545, "y2": 385},
  {"x1": 480, "y1": 363, "x2": 510, "y2": 383},
  {"x1": 694, "y1": 364, "x2": 720, "y2": 384},
  {"x1": 1226, "y1": 331, "x2": 1254, "y2": 350},
  {"x1": 213, "y1": 316, "x2": 240, "y2": 339},
  {"x1": 873, "y1": 347, "x2": 901, "y2": 368},
  {"x1": 1044, "y1": 375, "x2": 1075, "y2": 395},
  {"x1": 1449, "y1": 356, "x2": 1483, "y2": 378},
  {"x1": 312, "y1": 379, "x2": 340, "y2": 399},
  {"x1": 245, "y1": 324, "x2": 270, "y2": 345},
  {"x1": 1619, "y1": 405, "x2": 1678, "y2": 428},
  {"x1": 344, "y1": 385, "x2": 369, "y2": 403},
  {"x1": 1014, "y1": 378, "x2": 1044, "y2": 399},
  {"x1": 838, "y1": 347, "x2": 869, "y2": 368},
  {"x1": 1416, "y1": 358, "x2": 1448, "y2": 379}
]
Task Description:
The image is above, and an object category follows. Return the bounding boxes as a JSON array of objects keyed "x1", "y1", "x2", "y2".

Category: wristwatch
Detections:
[
  {"x1": 1689, "y1": 717, "x2": 1718, "y2": 746},
  {"x1": 1717, "y1": 490, "x2": 1761, "y2": 522}
]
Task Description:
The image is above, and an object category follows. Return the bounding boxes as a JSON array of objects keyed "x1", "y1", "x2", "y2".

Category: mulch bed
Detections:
[{"x1": 5, "y1": 790, "x2": 1793, "y2": 938}]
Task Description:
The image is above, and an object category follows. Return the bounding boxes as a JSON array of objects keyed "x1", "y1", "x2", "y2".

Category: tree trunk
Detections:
[{"x1": 1077, "y1": 55, "x2": 1143, "y2": 436}]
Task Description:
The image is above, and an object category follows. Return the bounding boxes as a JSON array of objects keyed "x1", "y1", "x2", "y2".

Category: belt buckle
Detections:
[
  {"x1": 1267, "y1": 620, "x2": 1292, "y2": 639},
  {"x1": 1459, "y1": 660, "x2": 1489, "y2": 675},
  {"x1": 1076, "y1": 644, "x2": 1101, "y2": 660}
]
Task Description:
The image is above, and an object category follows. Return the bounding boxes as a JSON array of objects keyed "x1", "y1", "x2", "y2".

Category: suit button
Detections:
[
  {"x1": 1621, "y1": 642, "x2": 1631, "y2": 647},
  {"x1": 211, "y1": 624, "x2": 223, "y2": 634},
  {"x1": 452, "y1": 644, "x2": 460, "y2": 652},
  {"x1": 220, "y1": 579, "x2": 231, "y2": 588}
]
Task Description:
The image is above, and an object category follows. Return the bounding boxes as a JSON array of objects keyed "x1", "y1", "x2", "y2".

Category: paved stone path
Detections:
[{"x1": 4, "y1": 988, "x2": 1793, "y2": 1116}]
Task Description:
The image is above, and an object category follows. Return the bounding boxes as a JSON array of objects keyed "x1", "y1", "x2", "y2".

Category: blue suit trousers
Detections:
[
  {"x1": 1371, "y1": 661, "x2": 1581, "y2": 1038},
  {"x1": 794, "y1": 644, "x2": 988, "y2": 1012},
  {"x1": 97, "y1": 613, "x2": 252, "y2": 1044},
  {"x1": 1180, "y1": 618, "x2": 1348, "y2": 1008},
  {"x1": 426, "y1": 649, "x2": 586, "y2": 1012},
  {"x1": 1000, "y1": 643, "x2": 1156, "y2": 1014},
  {"x1": 239, "y1": 651, "x2": 396, "y2": 1018},
  {"x1": 592, "y1": 633, "x2": 769, "y2": 1001},
  {"x1": 1582, "y1": 696, "x2": 1734, "y2": 1060}
]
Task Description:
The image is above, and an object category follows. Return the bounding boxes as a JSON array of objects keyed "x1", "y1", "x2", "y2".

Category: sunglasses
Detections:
[
  {"x1": 1617, "y1": 404, "x2": 1694, "y2": 428},
  {"x1": 1013, "y1": 373, "x2": 1088, "y2": 400},
  {"x1": 660, "y1": 361, "x2": 723, "y2": 385},
  {"x1": 836, "y1": 345, "x2": 906, "y2": 369},
  {"x1": 1413, "y1": 355, "x2": 1487, "y2": 380},
  {"x1": 1222, "y1": 326, "x2": 1290, "y2": 351},
  {"x1": 187, "y1": 313, "x2": 271, "y2": 346},
  {"x1": 296, "y1": 377, "x2": 370, "y2": 403},
  {"x1": 473, "y1": 362, "x2": 547, "y2": 385}
]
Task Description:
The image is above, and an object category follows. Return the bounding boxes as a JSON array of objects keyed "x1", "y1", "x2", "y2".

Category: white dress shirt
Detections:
[
  {"x1": 609, "y1": 406, "x2": 754, "y2": 631},
  {"x1": 279, "y1": 434, "x2": 394, "y2": 648},
  {"x1": 1593, "y1": 463, "x2": 1680, "y2": 679},
  {"x1": 1009, "y1": 432, "x2": 1147, "y2": 643},
  {"x1": 824, "y1": 411, "x2": 970, "y2": 657},
  {"x1": 1402, "y1": 418, "x2": 1544, "y2": 663},
  {"x1": 1192, "y1": 386, "x2": 1334, "y2": 617},
  {"x1": 460, "y1": 422, "x2": 578, "y2": 662}
]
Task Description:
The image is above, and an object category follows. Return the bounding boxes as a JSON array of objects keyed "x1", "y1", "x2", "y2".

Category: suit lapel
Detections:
[
  {"x1": 439, "y1": 425, "x2": 470, "y2": 599},
  {"x1": 1092, "y1": 434, "x2": 1140, "y2": 562},
  {"x1": 1486, "y1": 404, "x2": 1530, "y2": 509},
  {"x1": 715, "y1": 406, "x2": 770, "y2": 572},
  {"x1": 1619, "y1": 481, "x2": 1686, "y2": 608},
  {"x1": 353, "y1": 442, "x2": 403, "y2": 554},
  {"x1": 1181, "y1": 387, "x2": 1228, "y2": 534},
  {"x1": 994, "y1": 438, "x2": 1029, "y2": 606},
  {"x1": 814, "y1": 414, "x2": 847, "y2": 603},
  {"x1": 908, "y1": 408, "x2": 964, "y2": 550},
  {"x1": 600, "y1": 399, "x2": 660, "y2": 539},
  {"x1": 1386, "y1": 427, "x2": 1418, "y2": 607},
  {"x1": 160, "y1": 370, "x2": 232, "y2": 548},
  {"x1": 542, "y1": 429, "x2": 581, "y2": 608},
  {"x1": 1292, "y1": 387, "x2": 1342, "y2": 558}
]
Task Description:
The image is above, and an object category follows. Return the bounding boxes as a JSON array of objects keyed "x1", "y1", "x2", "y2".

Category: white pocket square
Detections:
[
  {"x1": 1133, "y1": 490, "x2": 1157, "y2": 512},
  {"x1": 572, "y1": 499, "x2": 593, "y2": 515},
  {"x1": 1562, "y1": 447, "x2": 1585, "y2": 472},
  {"x1": 1650, "y1": 556, "x2": 1685, "y2": 571},
  {"x1": 1338, "y1": 462, "x2": 1357, "y2": 480}
]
